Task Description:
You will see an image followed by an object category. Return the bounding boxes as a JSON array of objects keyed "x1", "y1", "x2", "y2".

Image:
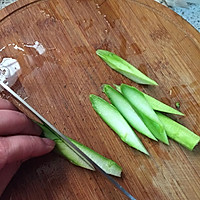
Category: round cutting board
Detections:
[{"x1": 0, "y1": 0, "x2": 200, "y2": 199}]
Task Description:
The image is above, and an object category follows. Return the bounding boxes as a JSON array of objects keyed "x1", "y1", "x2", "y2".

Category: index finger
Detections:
[{"x1": 0, "y1": 110, "x2": 42, "y2": 136}]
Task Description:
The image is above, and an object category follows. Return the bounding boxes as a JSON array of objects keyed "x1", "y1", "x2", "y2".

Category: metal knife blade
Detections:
[{"x1": 0, "y1": 81, "x2": 136, "y2": 200}]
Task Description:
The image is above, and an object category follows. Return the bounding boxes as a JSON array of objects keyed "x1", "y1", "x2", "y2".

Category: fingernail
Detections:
[{"x1": 42, "y1": 138, "x2": 55, "y2": 149}]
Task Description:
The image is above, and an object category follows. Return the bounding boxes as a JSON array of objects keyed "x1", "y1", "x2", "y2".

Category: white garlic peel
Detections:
[{"x1": 0, "y1": 58, "x2": 21, "y2": 92}]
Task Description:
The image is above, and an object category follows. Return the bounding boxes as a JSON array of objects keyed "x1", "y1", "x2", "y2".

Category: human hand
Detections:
[{"x1": 0, "y1": 98, "x2": 55, "y2": 196}]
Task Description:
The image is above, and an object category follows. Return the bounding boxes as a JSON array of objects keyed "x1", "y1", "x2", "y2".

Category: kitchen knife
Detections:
[{"x1": 0, "y1": 81, "x2": 136, "y2": 200}]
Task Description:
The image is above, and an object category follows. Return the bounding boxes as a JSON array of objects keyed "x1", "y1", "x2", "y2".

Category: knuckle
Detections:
[
  {"x1": 16, "y1": 111, "x2": 28, "y2": 121},
  {"x1": 16, "y1": 112, "x2": 30, "y2": 127}
]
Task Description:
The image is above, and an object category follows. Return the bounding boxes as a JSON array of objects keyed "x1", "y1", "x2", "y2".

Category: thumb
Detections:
[
  {"x1": 0, "y1": 135, "x2": 55, "y2": 166},
  {"x1": 0, "y1": 162, "x2": 21, "y2": 196}
]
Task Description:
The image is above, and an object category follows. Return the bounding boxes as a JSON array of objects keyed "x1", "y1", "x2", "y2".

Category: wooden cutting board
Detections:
[{"x1": 0, "y1": 0, "x2": 200, "y2": 199}]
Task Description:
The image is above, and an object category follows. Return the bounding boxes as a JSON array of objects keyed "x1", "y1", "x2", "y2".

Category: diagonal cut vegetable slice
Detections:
[
  {"x1": 90, "y1": 94, "x2": 149, "y2": 155},
  {"x1": 120, "y1": 84, "x2": 169, "y2": 144},
  {"x1": 143, "y1": 94, "x2": 184, "y2": 116},
  {"x1": 156, "y1": 112, "x2": 200, "y2": 150},
  {"x1": 103, "y1": 84, "x2": 157, "y2": 141},
  {"x1": 115, "y1": 84, "x2": 184, "y2": 116},
  {"x1": 96, "y1": 49, "x2": 158, "y2": 85},
  {"x1": 37, "y1": 122, "x2": 122, "y2": 177}
]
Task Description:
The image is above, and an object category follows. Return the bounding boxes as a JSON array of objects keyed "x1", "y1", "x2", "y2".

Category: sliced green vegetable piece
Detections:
[
  {"x1": 143, "y1": 94, "x2": 184, "y2": 116},
  {"x1": 115, "y1": 84, "x2": 184, "y2": 116},
  {"x1": 96, "y1": 49, "x2": 158, "y2": 85},
  {"x1": 120, "y1": 84, "x2": 169, "y2": 144},
  {"x1": 175, "y1": 102, "x2": 180, "y2": 109},
  {"x1": 90, "y1": 94, "x2": 149, "y2": 155},
  {"x1": 156, "y1": 112, "x2": 200, "y2": 150},
  {"x1": 103, "y1": 84, "x2": 157, "y2": 141},
  {"x1": 37, "y1": 122, "x2": 122, "y2": 177}
]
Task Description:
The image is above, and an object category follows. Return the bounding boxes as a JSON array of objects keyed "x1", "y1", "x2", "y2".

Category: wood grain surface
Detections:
[{"x1": 0, "y1": 0, "x2": 200, "y2": 199}]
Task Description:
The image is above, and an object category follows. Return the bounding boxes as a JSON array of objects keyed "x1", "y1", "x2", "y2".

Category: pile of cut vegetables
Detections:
[{"x1": 40, "y1": 49, "x2": 200, "y2": 177}]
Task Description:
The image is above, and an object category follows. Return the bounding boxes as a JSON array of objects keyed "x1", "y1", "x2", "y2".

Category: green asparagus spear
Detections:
[
  {"x1": 37, "y1": 122, "x2": 122, "y2": 177},
  {"x1": 156, "y1": 112, "x2": 200, "y2": 150},
  {"x1": 115, "y1": 84, "x2": 184, "y2": 116},
  {"x1": 96, "y1": 49, "x2": 158, "y2": 85},
  {"x1": 120, "y1": 84, "x2": 169, "y2": 144},
  {"x1": 143, "y1": 94, "x2": 184, "y2": 116},
  {"x1": 103, "y1": 84, "x2": 157, "y2": 141},
  {"x1": 90, "y1": 94, "x2": 149, "y2": 155}
]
